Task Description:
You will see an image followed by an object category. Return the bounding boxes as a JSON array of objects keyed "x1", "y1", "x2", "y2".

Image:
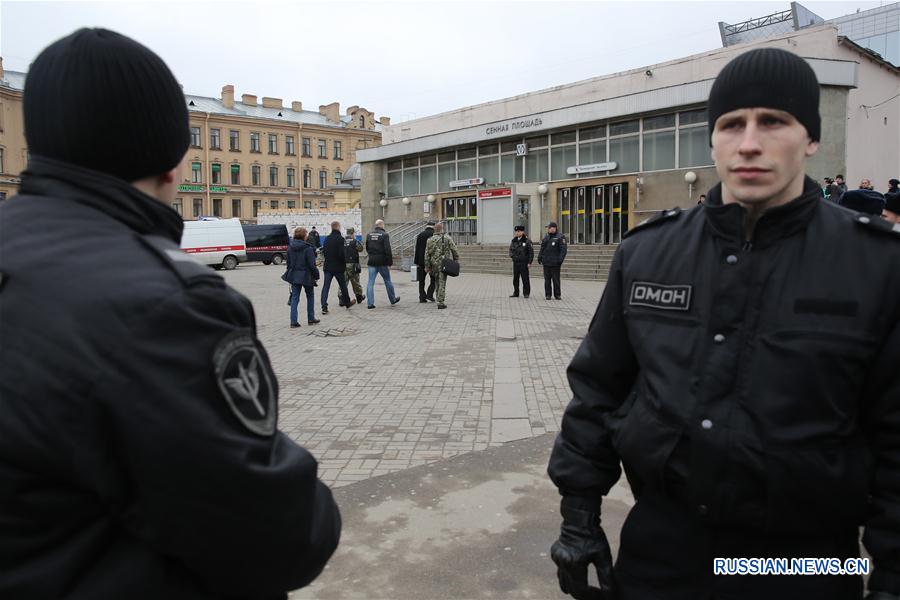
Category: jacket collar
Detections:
[
  {"x1": 703, "y1": 176, "x2": 821, "y2": 247},
  {"x1": 18, "y1": 155, "x2": 184, "y2": 244}
]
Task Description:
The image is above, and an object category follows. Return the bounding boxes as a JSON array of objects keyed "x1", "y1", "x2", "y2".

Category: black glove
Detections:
[{"x1": 550, "y1": 496, "x2": 614, "y2": 600}]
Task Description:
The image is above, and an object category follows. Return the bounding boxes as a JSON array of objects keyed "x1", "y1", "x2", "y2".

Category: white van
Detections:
[{"x1": 180, "y1": 218, "x2": 248, "y2": 270}]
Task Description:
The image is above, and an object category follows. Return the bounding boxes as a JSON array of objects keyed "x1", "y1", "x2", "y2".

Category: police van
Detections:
[
  {"x1": 180, "y1": 218, "x2": 248, "y2": 270},
  {"x1": 242, "y1": 224, "x2": 289, "y2": 265}
]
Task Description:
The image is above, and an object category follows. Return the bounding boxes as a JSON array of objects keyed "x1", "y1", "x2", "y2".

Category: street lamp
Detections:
[
  {"x1": 684, "y1": 171, "x2": 697, "y2": 202},
  {"x1": 402, "y1": 196, "x2": 410, "y2": 217},
  {"x1": 379, "y1": 197, "x2": 387, "y2": 218},
  {"x1": 537, "y1": 183, "x2": 548, "y2": 213},
  {"x1": 425, "y1": 194, "x2": 435, "y2": 216}
]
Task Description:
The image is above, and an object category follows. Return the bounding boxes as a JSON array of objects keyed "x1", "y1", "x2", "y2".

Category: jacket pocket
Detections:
[{"x1": 610, "y1": 394, "x2": 681, "y2": 493}]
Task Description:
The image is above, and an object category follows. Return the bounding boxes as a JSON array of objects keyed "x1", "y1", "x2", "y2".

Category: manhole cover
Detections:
[{"x1": 306, "y1": 327, "x2": 359, "y2": 338}]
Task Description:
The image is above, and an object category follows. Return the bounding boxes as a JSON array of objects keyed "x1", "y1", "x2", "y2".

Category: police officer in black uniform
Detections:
[
  {"x1": 539, "y1": 221, "x2": 567, "y2": 299},
  {"x1": 0, "y1": 29, "x2": 340, "y2": 599},
  {"x1": 548, "y1": 48, "x2": 900, "y2": 600},
  {"x1": 508, "y1": 225, "x2": 534, "y2": 298}
]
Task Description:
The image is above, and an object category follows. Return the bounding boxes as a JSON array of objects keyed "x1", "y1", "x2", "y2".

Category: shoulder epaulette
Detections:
[
  {"x1": 623, "y1": 207, "x2": 682, "y2": 239},
  {"x1": 138, "y1": 234, "x2": 224, "y2": 286},
  {"x1": 853, "y1": 214, "x2": 900, "y2": 239}
]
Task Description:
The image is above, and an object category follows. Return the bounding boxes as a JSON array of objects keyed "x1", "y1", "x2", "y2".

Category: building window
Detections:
[
  {"x1": 250, "y1": 132, "x2": 260, "y2": 152},
  {"x1": 172, "y1": 198, "x2": 182, "y2": 215},
  {"x1": 230, "y1": 164, "x2": 240, "y2": 185},
  {"x1": 403, "y1": 157, "x2": 419, "y2": 195},
  {"x1": 319, "y1": 199, "x2": 328, "y2": 209},
  {"x1": 268, "y1": 133, "x2": 278, "y2": 154},
  {"x1": 229, "y1": 130, "x2": 240, "y2": 151},
  {"x1": 287, "y1": 200, "x2": 296, "y2": 209},
  {"x1": 252, "y1": 165, "x2": 261, "y2": 186},
  {"x1": 0, "y1": 192, "x2": 6, "y2": 202},
  {"x1": 477, "y1": 144, "x2": 498, "y2": 185},
  {"x1": 303, "y1": 200, "x2": 312, "y2": 209},
  {"x1": 677, "y1": 109, "x2": 711, "y2": 168},
  {"x1": 319, "y1": 169, "x2": 327, "y2": 189},
  {"x1": 359, "y1": 115, "x2": 365, "y2": 128},
  {"x1": 211, "y1": 163, "x2": 222, "y2": 184},
  {"x1": 253, "y1": 199, "x2": 261, "y2": 217},
  {"x1": 333, "y1": 141, "x2": 342, "y2": 160},
  {"x1": 578, "y1": 124, "x2": 607, "y2": 176},
  {"x1": 210, "y1": 128, "x2": 221, "y2": 149},
  {"x1": 317, "y1": 139, "x2": 327, "y2": 158},
  {"x1": 334, "y1": 171, "x2": 342, "y2": 185},
  {"x1": 191, "y1": 162, "x2": 202, "y2": 183},
  {"x1": 285, "y1": 135, "x2": 295, "y2": 155},
  {"x1": 270, "y1": 200, "x2": 279, "y2": 210},
  {"x1": 641, "y1": 114, "x2": 676, "y2": 172},
  {"x1": 0, "y1": 147, "x2": 4, "y2": 173},
  {"x1": 192, "y1": 198, "x2": 203, "y2": 218},
  {"x1": 269, "y1": 166, "x2": 278, "y2": 186},
  {"x1": 550, "y1": 131, "x2": 576, "y2": 181},
  {"x1": 212, "y1": 198, "x2": 222, "y2": 217},
  {"x1": 190, "y1": 126, "x2": 201, "y2": 147},
  {"x1": 232, "y1": 198, "x2": 241, "y2": 217},
  {"x1": 609, "y1": 119, "x2": 640, "y2": 174},
  {"x1": 302, "y1": 137, "x2": 311, "y2": 157},
  {"x1": 303, "y1": 169, "x2": 312, "y2": 188},
  {"x1": 287, "y1": 168, "x2": 296, "y2": 187}
]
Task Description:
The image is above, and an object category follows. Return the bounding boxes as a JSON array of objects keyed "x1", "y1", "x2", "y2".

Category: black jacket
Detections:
[
  {"x1": 0, "y1": 157, "x2": 340, "y2": 599},
  {"x1": 840, "y1": 189, "x2": 886, "y2": 216},
  {"x1": 322, "y1": 230, "x2": 346, "y2": 273},
  {"x1": 284, "y1": 238, "x2": 318, "y2": 286},
  {"x1": 344, "y1": 236, "x2": 363, "y2": 264},
  {"x1": 365, "y1": 227, "x2": 393, "y2": 267},
  {"x1": 509, "y1": 236, "x2": 534, "y2": 263},
  {"x1": 548, "y1": 177, "x2": 900, "y2": 592},
  {"x1": 308, "y1": 229, "x2": 321, "y2": 249},
  {"x1": 538, "y1": 232, "x2": 567, "y2": 266},
  {"x1": 414, "y1": 226, "x2": 435, "y2": 267}
]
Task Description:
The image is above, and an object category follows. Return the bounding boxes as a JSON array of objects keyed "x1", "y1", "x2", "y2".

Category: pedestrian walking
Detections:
[
  {"x1": 365, "y1": 218, "x2": 399, "y2": 309},
  {"x1": 320, "y1": 221, "x2": 355, "y2": 314},
  {"x1": 308, "y1": 225, "x2": 321, "y2": 250},
  {"x1": 548, "y1": 47, "x2": 900, "y2": 600},
  {"x1": 0, "y1": 28, "x2": 339, "y2": 598},
  {"x1": 538, "y1": 221, "x2": 567, "y2": 300},
  {"x1": 508, "y1": 225, "x2": 533, "y2": 298},
  {"x1": 415, "y1": 221, "x2": 437, "y2": 302},
  {"x1": 424, "y1": 222, "x2": 460, "y2": 309},
  {"x1": 284, "y1": 227, "x2": 320, "y2": 326},
  {"x1": 343, "y1": 226, "x2": 365, "y2": 304}
]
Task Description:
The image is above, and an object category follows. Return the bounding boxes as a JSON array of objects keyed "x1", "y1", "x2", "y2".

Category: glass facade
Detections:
[{"x1": 384, "y1": 108, "x2": 715, "y2": 197}]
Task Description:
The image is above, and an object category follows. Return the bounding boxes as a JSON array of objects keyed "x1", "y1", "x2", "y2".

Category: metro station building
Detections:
[{"x1": 357, "y1": 24, "x2": 899, "y2": 244}]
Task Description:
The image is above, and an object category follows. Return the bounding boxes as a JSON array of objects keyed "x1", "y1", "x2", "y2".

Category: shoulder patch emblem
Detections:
[
  {"x1": 213, "y1": 330, "x2": 277, "y2": 436},
  {"x1": 854, "y1": 214, "x2": 900, "y2": 238},
  {"x1": 624, "y1": 207, "x2": 682, "y2": 239}
]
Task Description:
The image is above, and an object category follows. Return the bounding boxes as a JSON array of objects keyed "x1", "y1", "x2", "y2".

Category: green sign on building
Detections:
[{"x1": 177, "y1": 185, "x2": 228, "y2": 193}]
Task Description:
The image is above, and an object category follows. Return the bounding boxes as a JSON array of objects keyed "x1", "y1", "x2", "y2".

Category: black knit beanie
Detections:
[
  {"x1": 24, "y1": 28, "x2": 189, "y2": 182},
  {"x1": 708, "y1": 47, "x2": 820, "y2": 143}
]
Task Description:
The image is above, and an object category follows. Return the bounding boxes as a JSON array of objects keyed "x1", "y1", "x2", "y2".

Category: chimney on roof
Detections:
[
  {"x1": 291, "y1": 101, "x2": 303, "y2": 112},
  {"x1": 221, "y1": 85, "x2": 234, "y2": 109},
  {"x1": 380, "y1": 116, "x2": 391, "y2": 126},
  {"x1": 262, "y1": 97, "x2": 283, "y2": 109},
  {"x1": 346, "y1": 105, "x2": 359, "y2": 115},
  {"x1": 241, "y1": 94, "x2": 258, "y2": 106},
  {"x1": 319, "y1": 102, "x2": 340, "y2": 123}
]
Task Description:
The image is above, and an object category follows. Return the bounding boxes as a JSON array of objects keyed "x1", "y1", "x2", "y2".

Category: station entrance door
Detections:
[
  {"x1": 443, "y1": 196, "x2": 477, "y2": 245},
  {"x1": 558, "y1": 183, "x2": 628, "y2": 244}
]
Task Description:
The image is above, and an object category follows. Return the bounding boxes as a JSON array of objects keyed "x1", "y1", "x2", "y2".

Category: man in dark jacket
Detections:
[
  {"x1": 343, "y1": 227, "x2": 365, "y2": 304},
  {"x1": 508, "y1": 225, "x2": 534, "y2": 298},
  {"x1": 549, "y1": 47, "x2": 900, "y2": 600},
  {"x1": 364, "y1": 218, "x2": 399, "y2": 309},
  {"x1": 0, "y1": 29, "x2": 340, "y2": 599},
  {"x1": 320, "y1": 221, "x2": 355, "y2": 314},
  {"x1": 415, "y1": 221, "x2": 437, "y2": 302},
  {"x1": 284, "y1": 227, "x2": 320, "y2": 326},
  {"x1": 308, "y1": 226, "x2": 321, "y2": 250},
  {"x1": 840, "y1": 188, "x2": 886, "y2": 216},
  {"x1": 538, "y1": 221, "x2": 567, "y2": 300}
]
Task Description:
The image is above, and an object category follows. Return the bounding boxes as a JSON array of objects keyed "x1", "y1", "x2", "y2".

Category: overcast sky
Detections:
[{"x1": 1, "y1": 0, "x2": 887, "y2": 122}]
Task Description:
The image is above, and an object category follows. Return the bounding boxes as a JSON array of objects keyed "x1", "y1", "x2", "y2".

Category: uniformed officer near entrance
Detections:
[
  {"x1": 0, "y1": 29, "x2": 340, "y2": 598},
  {"x1": 539, "y1": 221, "x2": 567, "y2": 299},
  {"x1": 548, "y1": 48, "x2": 900, "y2": 600},
  {"x1": 508, "y1": 225, "x2": 534, "y2": 298}
]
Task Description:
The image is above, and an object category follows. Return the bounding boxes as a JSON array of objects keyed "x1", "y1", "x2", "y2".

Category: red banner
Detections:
[{"x1": 478, "y1": 188, "x2": 512, "y2": 199}]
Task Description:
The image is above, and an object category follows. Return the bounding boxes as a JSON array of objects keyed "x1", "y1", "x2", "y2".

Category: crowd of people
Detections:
[{"x1": 818, "y1": 175, "x2": 900, "y2": 222}]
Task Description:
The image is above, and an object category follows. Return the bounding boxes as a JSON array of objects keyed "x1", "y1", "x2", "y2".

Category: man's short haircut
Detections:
[
  {"x1": 294, "y1": 227, "x2": 307, "y2": 240},
  {"x1": 375, "y1": 219, "x2": 385, "y2": 228}
]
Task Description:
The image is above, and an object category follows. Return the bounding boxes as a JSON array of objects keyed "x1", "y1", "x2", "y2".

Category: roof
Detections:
[
  {"x1": 837, "y1": 36, "x2": 900, "y2": 73},
  {"x1": 342, "y1": 163, "x2": 361, "y2": 182},
  {"x1": 0, "y1": 70, "x2": 26, "y2": 92},
  {"x1": 186, "y1": 94, "x2": 383, "y2": 131}
]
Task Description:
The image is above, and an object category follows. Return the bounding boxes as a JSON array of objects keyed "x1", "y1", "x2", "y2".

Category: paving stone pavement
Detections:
[{"x1": 222, "y1": 263, "x2": 607, "y2": 488}]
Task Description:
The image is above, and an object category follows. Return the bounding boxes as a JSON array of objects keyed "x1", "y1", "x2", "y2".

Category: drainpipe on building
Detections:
[
  {"x1": 297, "y1": 121, "x2": 302, "y2": 210},
  {"x1": 203, "y1": 112, "x2": 212, "y2": 216}
]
